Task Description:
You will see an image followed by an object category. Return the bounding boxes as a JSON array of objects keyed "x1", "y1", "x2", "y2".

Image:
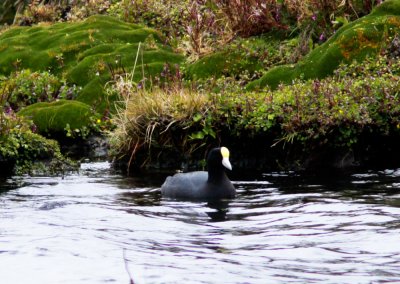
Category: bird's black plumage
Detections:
[{"x1": 161, "y1": 147, "x2": 235, "y2": 201}]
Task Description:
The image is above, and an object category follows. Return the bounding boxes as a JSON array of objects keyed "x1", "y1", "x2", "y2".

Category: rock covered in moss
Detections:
[
  {"x1": 247, "y1": 0, "x2": 400, "y2": 89},
  {"x1": 18, "y1": 100, "x2": 93, "y2": 135}
]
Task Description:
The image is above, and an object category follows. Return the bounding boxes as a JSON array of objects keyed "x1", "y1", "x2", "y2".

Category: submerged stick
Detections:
[{"x1": 123, "y1": 249, "x2": 135, "y2": 284}]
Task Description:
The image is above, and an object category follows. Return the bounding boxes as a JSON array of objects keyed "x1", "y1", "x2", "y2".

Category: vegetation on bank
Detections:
[
  {"x1": 110, "y1": 50, "x2": 400, "y2": 170},
  {"x1": 185, "y1": 33, "x2": 296, "y2": 81},
  {"x1": 0, "y1": 68, "x2": 77, "y2": 175},
  {"x1": 0, "y1": 13, "x2": 183, "y2": 174},
  {"x1": 248, "y1": 1, "x2": 400, "y2": 89},
  {"x1": 0, "y1": 15, "x2": 183, "y2": 113},
  {"x1": 0, "y1": 103, "x2": 76, "y2": 176},
  {"x1": 1, "y1": 0, "x2": 399, "y2": 174}
]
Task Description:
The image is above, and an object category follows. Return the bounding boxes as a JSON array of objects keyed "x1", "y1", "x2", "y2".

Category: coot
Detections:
[{"x1": 161, "y1": 147, "x2": 235, "y2": 201}]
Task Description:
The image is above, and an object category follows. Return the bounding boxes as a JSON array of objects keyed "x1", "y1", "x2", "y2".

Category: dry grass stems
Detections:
[{"x1": 109, "y1": 74, "x2": 209, "y2": 171}]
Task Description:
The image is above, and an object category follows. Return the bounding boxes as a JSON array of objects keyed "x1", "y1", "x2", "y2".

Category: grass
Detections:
[{"x1": 109, "y1": 75, "x2": 209, "y2": 170}]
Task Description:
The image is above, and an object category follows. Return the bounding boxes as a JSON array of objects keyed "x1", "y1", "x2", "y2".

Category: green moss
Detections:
[
  {"x1": 185, "y1": 50, "x2": 263, "y2": 80},
  {"x1": 371, "y1": 0, "x2": 400, "y2": 16},
  {"x1": 0, "y1": 15, "x2": 184, "y2": 112},
  {"x1": 185, "y1": 34, "x2": 286, "y2": 80},
  {"x1": 18, "y1": 100, "x2": 93, "y2": 134},
  {"x1": 250, "y1": 65, "x2": 296, "y2": 90},
  {"x1": 247, "y1": 0, "x2": 400, "y2": 90}
]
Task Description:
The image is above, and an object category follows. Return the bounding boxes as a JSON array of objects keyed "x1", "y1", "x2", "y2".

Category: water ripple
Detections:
[{"x1": 1, "y1": 163, "x2": 400, "y2": 283}]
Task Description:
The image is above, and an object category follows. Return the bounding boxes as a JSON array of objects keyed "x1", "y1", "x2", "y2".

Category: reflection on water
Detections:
[{"x1": 1, "y1": 162, "x2": 400, "y2": 283}]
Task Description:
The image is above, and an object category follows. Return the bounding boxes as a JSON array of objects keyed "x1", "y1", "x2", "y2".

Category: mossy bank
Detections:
[
  {"x1": 0, "y1": 15, "x2": 183, "y2": 111},
  {"x1": 246, "y1": 1, "x2": 400, "y2": 89}
]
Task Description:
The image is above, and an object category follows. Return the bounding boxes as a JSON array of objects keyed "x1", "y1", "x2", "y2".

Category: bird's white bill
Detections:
[{"x1": 222, "y1": 157, "x2": 232, "y2": 170}]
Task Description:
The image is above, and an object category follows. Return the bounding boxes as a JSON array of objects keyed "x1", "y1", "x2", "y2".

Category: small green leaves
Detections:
[
  {"x1": 190, "y1": 131, "x2": 205, "y2": 140},
  {"x1": 193, "y1": 113, "x2": 202, "y2": 122},
  {"x1": 190, "y1": 113, "x2": 216, "y2": 140}
]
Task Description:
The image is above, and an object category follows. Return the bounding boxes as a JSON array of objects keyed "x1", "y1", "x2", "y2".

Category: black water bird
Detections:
[{"x1": 161, "y1": 147, "x2": 235, "y2": 201}]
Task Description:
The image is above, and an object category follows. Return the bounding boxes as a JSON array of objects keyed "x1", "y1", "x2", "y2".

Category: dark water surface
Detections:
[{"x1": 1, "y1": 162, "x2": 400, "y2": 283}]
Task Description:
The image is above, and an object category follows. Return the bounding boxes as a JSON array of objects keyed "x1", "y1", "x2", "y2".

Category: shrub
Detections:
[
  {"x1": 0, "y1": 69, "x2": 79, "y2": 111},
  {"x1": 108, "y1": 0, "x2": 190, "y2": 41},
  {"x1": 216, "y1": 54, "x2": 400, "y2": 146},
  {"x1": 66, "y1": 0, "x2": 112, "y2": 22},
  {"x1": 212, "y1": 0, "x2": 284, "y2": 37},
  {"x1": 23, "y1": 2, "x2": 60, "y2": 24},
  {"x1": 108, "y1": 0, "x2": 221, "y2": 58},
  {"x1": 209, "y1": 0, "x2": 382, "y2": 41},
  {"x1": 0, "y1": 94, "x2": 74, "y2": 175}
]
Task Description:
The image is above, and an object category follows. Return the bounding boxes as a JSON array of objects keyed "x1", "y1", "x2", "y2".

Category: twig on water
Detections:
[{"x1": 123, "y1": 248, "x2": 135, "y2": 284}]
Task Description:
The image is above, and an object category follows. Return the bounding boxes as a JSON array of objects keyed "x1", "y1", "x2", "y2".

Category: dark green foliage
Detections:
[
  {"x1": 0, "y1": 108, "x2": 73, "y2": 175},
  {"x1": 247, "y1": 0, "x2": 400, "y2": 90},
  {"x1": 0, "y1": 15, "x2": 184, "y2": 112},
  {"x1": 1, "y1": 129, "x2": 77, "y2": 175}
]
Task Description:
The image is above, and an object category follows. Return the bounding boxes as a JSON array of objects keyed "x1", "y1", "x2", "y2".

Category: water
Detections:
[{"x1": 1, "y1": 162, "x2": 400, "y2": 284}]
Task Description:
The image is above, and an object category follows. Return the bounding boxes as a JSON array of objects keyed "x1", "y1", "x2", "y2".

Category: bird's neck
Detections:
[{"x1": 207, "y1": 168, "x2": 227, "y2": 184}]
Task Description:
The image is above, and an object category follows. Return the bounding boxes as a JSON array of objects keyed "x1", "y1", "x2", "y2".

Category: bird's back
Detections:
[
  {"x1": 161, "y1": 171, "x2": 235, "y2": 201},
  {"x1": 161, "y1": 171, "x2": 208, "y2": 200}
]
